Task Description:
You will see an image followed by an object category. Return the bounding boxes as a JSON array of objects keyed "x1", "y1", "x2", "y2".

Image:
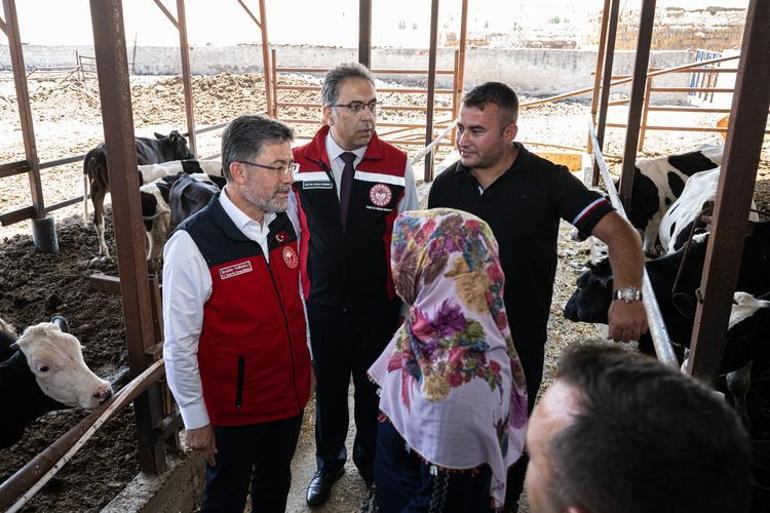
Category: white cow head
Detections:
[{"x1": 13, "y1": 322, "x2": 113, "y2": 408}]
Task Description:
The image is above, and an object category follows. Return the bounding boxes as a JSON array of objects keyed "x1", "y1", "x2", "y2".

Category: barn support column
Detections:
[
  {"x1": 235, "y1": 0, "x2": 273, "y2": 117},
  {"x1": 450, "y1": 0, "x2": 468, "y2": 144},
  {"x1": 686, "y1": 0, "x2": 770, "y2": 383},
  {"x1": 587, "y1": 0, "x2": 611, "y2": 156},
  {"x1": 358, "y1": 0, "x2": 372, "y2": 68},
  {"x1": 90, "y1": 0, "x2": 168, "y2": 474},
  {"x1": 176, "y1": 0, "x2": 197, "y2": 156},
  {"x1": 592, "y1": 0, "x2": 620, "y2": 186},
  {"x1": 2, "y1": 0, "x2": 57, "y2": 253},
  {"x1": 618, "y1": 0, "x2": 656, "y2": 212},
  {"x1": 424, "y1": 0, "x2": 439, "y2": 182}
]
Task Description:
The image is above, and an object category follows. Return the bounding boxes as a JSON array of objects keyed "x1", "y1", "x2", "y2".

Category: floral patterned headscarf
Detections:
[{"x1": 369, "y1": 208, "x2": 528, "y2": 507}]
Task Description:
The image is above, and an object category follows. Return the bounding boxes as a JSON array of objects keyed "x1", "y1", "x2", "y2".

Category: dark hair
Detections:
[
  {"x1": 549, "y1": 344, "x2": 751, "y2": 513},
  {"x1": 322, "y1": 62, "x2": 375, "y2": 106},
  {"x1": 221, "y1": 115, "x2": 293, "y2": 180},
  {"x1": 462, "y1": 82, "x2": 519, "y2": 128}
]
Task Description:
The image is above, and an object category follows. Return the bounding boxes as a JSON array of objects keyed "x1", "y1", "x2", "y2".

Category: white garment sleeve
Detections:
[
  {"x1": 286, "y1": 192, "x2": 313, "y2": 359},
  {"x1": 398, "y1": 161, "x2": 420, "y2": 212},
  {"x1": 162, "y1": 230, "x2": 212, "y2": 430}
]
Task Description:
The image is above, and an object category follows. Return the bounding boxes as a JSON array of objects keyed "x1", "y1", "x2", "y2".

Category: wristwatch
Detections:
[{"x1": 613, "y1": 286, "x2": 642, "y2": 303}]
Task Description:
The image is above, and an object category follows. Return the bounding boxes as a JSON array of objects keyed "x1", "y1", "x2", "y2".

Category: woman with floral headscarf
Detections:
[{"x1": 368, "y1": 208, "x2": 528, "y2": 512}]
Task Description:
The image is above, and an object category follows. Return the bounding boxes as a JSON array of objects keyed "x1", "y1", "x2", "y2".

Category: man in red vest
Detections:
[
  {"x1": 163, "y1": 115, "x2": 312, "y2": 513},
  {"x1": 293, "y1": 63, "x2": 419, "y2": 506}
]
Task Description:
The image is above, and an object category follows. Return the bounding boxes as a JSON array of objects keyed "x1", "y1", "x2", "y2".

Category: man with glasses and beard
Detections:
[
  {"x1": 292, "y1": 62, "x2": 419, "y2": 506},
  {"x1": 163, "y1": 115, "x2": 312, "y2": 513}
]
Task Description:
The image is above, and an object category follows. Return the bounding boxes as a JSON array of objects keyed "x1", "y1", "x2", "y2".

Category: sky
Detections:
[{"x1": 1, "y1": 0, "x2": 750, "y2": 48}]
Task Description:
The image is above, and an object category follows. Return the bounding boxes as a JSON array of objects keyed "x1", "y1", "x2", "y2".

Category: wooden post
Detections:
[
  {"x1": 424, "y1": 0, "x2": 439, "y2": 182},
  {"x1": 358, "y1": 0, "x2": 372, "y2": 68},
  {"x1": 258, "y1": 0, "x2": 272, "y2": 117},
  {"x1": 271, "y1": 47, "x2": 278, "y2": 118},
  {"x1": 3, "y1": 0, "x2": 44, "y2": 219},
  {"x1": 638, "y1": 76, "x2": 652, "y2": 151},
  {"x1": 89, "y1": 0, "x2": 167, "y2": 474},
  {"x1": 587, "y1": 0, "x2": 611, "y2": 154},
  {"x1": 686, "y1": 0, "x2": 770, "y2": 383},
  {"x1": 618, "y1": 0, "x2": 656, "y2": 213},
  {"x1": 592, "y1": 0, "x2": 621, "y2": 186},
  {"x1": 176, "y1": 0, "x2": 197, "y2": 156}
]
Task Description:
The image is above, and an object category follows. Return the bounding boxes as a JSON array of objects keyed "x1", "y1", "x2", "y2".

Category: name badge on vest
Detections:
[
  {"x1": 303, "y1": 181, "x2": 334, "y2": 190},
  {"x1": 219, "y1": 260, "x2": 253, "y2": 280}
]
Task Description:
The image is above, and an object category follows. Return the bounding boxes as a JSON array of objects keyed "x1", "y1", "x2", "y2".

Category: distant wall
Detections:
[{"x1": 0, "y1": 44, "x2": 695, "y2": 102}]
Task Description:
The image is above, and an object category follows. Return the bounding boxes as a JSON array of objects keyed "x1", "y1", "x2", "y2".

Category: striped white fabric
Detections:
[{"x1": 355, "y1": 171, "x2": 406, "y2": 186}]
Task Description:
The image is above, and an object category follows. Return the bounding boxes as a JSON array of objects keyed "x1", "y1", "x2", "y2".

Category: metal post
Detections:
[
  {"x1": 618, "y1": 0, "x2": 656, "y2": 213},
  {"x1": 424, "y1": 0, "x2": 439, "y2": 182},
  {"x1": 358, "y1": 0, "x2": 372, "y2": 68},
  {"x1": 176, "y1": 0, "x2": 197, "y2": 156},
  {"x1": 686, "y1": 0, "x2": 770, "y2": 383},
  {"x1": 271, "y1": 47, "x2": 278, "y2": 118},
  {"x1": 258, "y1": 0, "x2": 272, "y2": 117},
  {"x1": 638, "y1": 76, "x2": 653, "y2": 151},
  {"x1": 452, "y1": 0, "x2": 469, "y2": 144},
  {"x1": 3, "y1": 0, "x2": 44, "y2": 219},
  {"x1": 234, "y1": 0, "x2": 272, "y2": 117},
  {"x1": 587, "y1": 0, "x2": 611, "y2": 153},
  {"x1": 592, "y1": 0, "x2": 620, "y2": 186},
  {"x1": 89, "y1": 0, "x2": 167, "y2": 474}
]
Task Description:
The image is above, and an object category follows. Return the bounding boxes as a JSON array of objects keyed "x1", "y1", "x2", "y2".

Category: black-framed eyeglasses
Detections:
[
  {"x1": 235, "y1": 160, "x2": 299, "y2": 177},
  {"x1": 331, "y1": 99, "x2": 378, "y2": 114}
]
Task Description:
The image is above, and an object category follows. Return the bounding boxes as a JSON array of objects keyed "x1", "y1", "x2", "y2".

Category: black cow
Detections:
[
  {"x1": 0, "y1": 316, "x2": 112, "y2": 448},
  {"x1": 564, "y1": 221, "x2": 770, "y2": 351},
  {"x1": 141, "y1": 172, "x2": 223, "y2": 274},
  {"x1": 624, "y1": 145, "x2": 723, "y2": 255},
  {"x1": 83, "y1": 131, "x2": 195, "y2": 259}
]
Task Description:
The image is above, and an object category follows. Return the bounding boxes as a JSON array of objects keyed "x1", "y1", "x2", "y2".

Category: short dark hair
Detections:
[
  {"x1": 462, "y1": 82, "x2": 519, "y2": 127},
  {"x1": 550, "y1": 345, "x2": 751, "y2": 513},
  {"x1": 322, "y1": 62, "x2": 375, "y2": 106},
  {"x1": 221, "y1": 115, "x2": 293, "y2": 180}
]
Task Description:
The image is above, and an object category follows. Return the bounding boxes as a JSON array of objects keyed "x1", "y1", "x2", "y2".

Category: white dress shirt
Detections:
[
  {"x1": 162, "y1": 188, "x2": 282, "y2": 430},
  {"x1": 325, "y1": 131, "x2": 420, "y2": 212}
]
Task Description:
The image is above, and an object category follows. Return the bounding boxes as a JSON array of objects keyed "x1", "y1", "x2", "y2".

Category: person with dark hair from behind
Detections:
[{"x1": 526, "y1": 344, "x2": 751, "y2": 513}]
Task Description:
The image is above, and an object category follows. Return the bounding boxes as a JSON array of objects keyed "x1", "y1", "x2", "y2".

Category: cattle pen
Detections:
[{"x1": 0, "y1": 0, "x2": 769, "y2": 511}]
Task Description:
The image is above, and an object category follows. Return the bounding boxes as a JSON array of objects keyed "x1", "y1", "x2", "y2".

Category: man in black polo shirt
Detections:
[{"x1": 428, "y1": 82, "x2": 647, "y2": 511}]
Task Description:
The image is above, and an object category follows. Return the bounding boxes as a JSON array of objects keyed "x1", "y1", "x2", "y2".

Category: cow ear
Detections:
[{"x1": 154, "y1": 132, "x2": 164, "y2": 139}]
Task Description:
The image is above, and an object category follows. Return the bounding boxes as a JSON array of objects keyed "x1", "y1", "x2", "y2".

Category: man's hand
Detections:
[
  {"x1": 607, "y1": 300, "x2": 648, "y2": 342},
  {"x1": 186, "y1": 424, "x2": 217, "y2": 466}
]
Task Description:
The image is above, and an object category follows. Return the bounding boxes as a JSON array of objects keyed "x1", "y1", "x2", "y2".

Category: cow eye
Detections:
[{"x1": 39, "y1": 365, "x2": 49, "y2": 373}]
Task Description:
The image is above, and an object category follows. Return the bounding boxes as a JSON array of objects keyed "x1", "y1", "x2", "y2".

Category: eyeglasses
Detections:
[
  {"x1": 331, "y1": 99, "x2": 378, "y2": 114},
  {"x1": 236, "y1": 160, "x2": 298, "y2": 177}
]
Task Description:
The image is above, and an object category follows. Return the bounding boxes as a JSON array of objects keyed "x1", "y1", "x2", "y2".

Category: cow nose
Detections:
[{"x1": 94, "y1": 384, "x2": 114, "y2": 403}]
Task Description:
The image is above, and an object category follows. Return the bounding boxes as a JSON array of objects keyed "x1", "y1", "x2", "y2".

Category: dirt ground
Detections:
[{"x1": 1, "y1": 70, "x2": 769, "y2": 512}]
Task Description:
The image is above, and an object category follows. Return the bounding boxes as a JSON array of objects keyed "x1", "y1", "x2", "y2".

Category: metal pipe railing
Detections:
[
  {"x1": 589, "y1": 125, "x2": 678, "y2": 368},
  {"x1": 0, "y1": 360, "x2": 166, "y2": 512}
]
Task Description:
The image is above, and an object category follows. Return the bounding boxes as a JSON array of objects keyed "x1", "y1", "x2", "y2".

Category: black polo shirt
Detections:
[{"x1": 428, "y1": 143, "x2": 613, "y2": 348}]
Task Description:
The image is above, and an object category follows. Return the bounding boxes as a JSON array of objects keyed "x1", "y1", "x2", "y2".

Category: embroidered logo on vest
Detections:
[
  {"x1": 219, "y1": 260, "x2": 253, "y2": 280},
  {"x1": 282, "y1": 246, "x2": 299, "y2": 269},
  {"x1": 369, "y1": 183, "x2": 392, "y2": 207}
]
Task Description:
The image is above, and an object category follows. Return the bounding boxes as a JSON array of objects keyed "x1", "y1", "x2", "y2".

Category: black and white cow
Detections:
[
  {"x1": 658, "y1": 167, "x2": 759, "y2": 255},
  {"x1": 141, "y1": 172, "x2": 224, "y2": 274},
  {"x1": 624, "y1": 144, "x2": 723, "y2": 254},
  {"x1": 564, "y1": 221, "x2": 770, "y2": 350},
  {"x1": 0, "y1": 316, "x2": 113, "y2": 448},
  {"x1": 83, "y1": 132, "x2": 197, "y2": 259}
]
